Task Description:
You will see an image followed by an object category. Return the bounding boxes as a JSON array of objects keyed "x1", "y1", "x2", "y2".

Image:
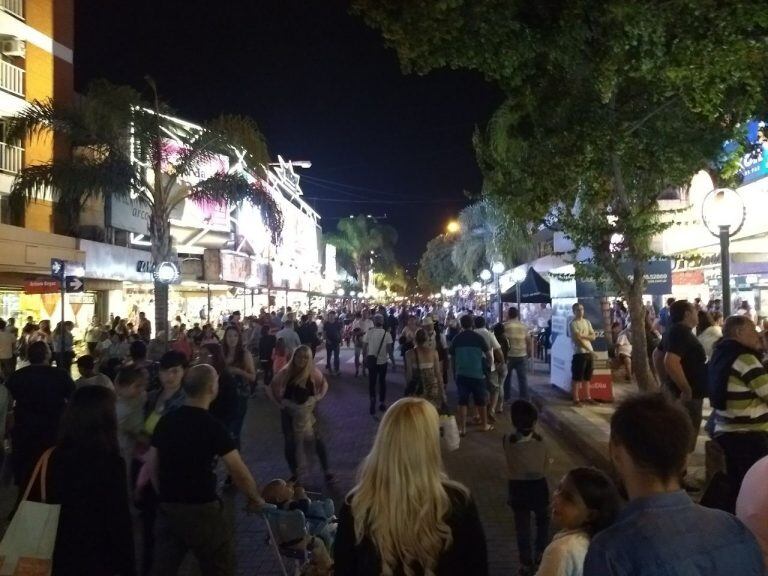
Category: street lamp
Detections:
[
  {"x1": 479, "y1": 270, "x2": 492, "y2": 319},
  {"x1": 701, "y1": 187, "x2": 745, "y2": 317},
  {"x1": 512, "y1": 267, "x2": 526, "y2": 318},
  {"x1": 446, "y1": 220, "x2": 461, "y2": 234},
  {"x1": 492, "y1": 261, "x2": 505, "y2": 323},
  {"x1": 336, "y1": 288, "x2": 345, "y2": 297}
]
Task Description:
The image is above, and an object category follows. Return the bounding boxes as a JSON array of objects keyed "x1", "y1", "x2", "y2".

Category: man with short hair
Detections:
[
  {"x1": 148, "y1": 364, "x2": 265, "y2": 576},
  {"x1": 138, "y1": 311, "x2": 152, "y2": 342},
  {"x1": 504, "y1": 307, "x2": 531, "y2": 401},
  {"x1": 450, "y1": 314, "x2": 492, "y2": 435},
  {"x1": 570, "y1": 303, "x2": 596, "y2": 405},
  {"x1": 6, "y1": 340, "x2": 74, "y2": 485},
  {"x1": 84, "y1": 316, "x2": 103, "y2": 355},
  {"x1": 0, "y1": 318, "x2": 15, "y2": 378},
  {"x1": 323, "y1": 311, "x2": 343, "y2": 375},
  {"x1": 363, "y1": 314, "x2": 393, "y2": 414},
  {"x1": 661, "y1": 299, "x2": 707, "y2": 450},
  {"x1": 658, "y1": 296, "x2": 676, "y2": 333},
  {"x1": 708, "y1": 315, "x2": 768, "y2": 510},
  {"x1": 474, "y1": 315, "x2": 503, "y2": 422},
  {"x1": 584, "y1": 393, "x2": 764, "y2": 574},
  {"x1": 275, "y1": 320, "x2": 301, "y2": 358}
]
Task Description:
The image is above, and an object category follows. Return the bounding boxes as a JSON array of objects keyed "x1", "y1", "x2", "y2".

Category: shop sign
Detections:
[
  {"x1": 203, "y1": 249, "x2": 251, "y2": 283},
  {"x1": 672, "y1": 253, "x2": 720, "y2": 271},
  {"x1": 80, "y1": 240, "x2": 153, "y2": 283},
  {"x1": 620, "y1": 259, "x2": 672, "y2": 296},
  {"x1": 24, "y1": 278, "x2": 60, "y2": 294},
  {"x1": 672, "y1": 270, "x2": 705, "y2": 285},
  {"x1": 107, "y1": 196, "x2": 151, "y2": 235},
  {"x1": 68, "y1": 293, "x2": 96, "y2": 305},
  {"x1": 136, "y1": 260, "x2": 155, "y2": 274}
]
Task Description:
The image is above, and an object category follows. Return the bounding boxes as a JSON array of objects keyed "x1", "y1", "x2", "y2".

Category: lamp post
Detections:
[
  {"x1": 511, "y1": 267, "x2": 526, "y2": 318},
  {"x1": 492, "y1": 261, "x2": 505, "y2": 324},
  {"x1": 480, "y1": 269, "x2": 492, "y2": 321},
  {"x1": 701, "y1": 188, "x2": 746, "y2": 317}
]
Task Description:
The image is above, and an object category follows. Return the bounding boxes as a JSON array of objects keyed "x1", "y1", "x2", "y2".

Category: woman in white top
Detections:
[
  {"x1": 536, "y1": 467, "x2": 621, "y2": 576},
  {"x1": 696, "y1": 310, "x2": 723, "y2": 361}
]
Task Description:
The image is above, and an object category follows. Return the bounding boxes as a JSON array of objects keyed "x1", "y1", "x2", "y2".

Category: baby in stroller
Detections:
[{"x1": 262, "y1": 479, "x2": 336, "y2": 574}]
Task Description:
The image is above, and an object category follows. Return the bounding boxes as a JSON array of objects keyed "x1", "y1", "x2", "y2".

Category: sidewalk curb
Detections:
[{"x1": 527, "y1": 383, "x2": 613, "y2": 474}]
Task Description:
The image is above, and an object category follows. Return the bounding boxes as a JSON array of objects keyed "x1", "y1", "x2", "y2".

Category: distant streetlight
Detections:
[
  {"x1": 490, "y1": 262, "x2": 506, "y2": 323},
  {"x1": 446, "y1": 220, "x2": 460, "y2": 234},
  {"x1": 701, "y1": 187, "x2": 745, "y2": 316},
  {"x1": 512, "y1": 267, "x2": 526, "y2": 317},
  {"x1": 336, "y1": 288, "x2": 345, "y2": 297},
  {"x1": 471, "y1": 281, "x2": 482, "y2": 291},
  {"x1": 350, "y1": 290, "x2": 357, "y2": 297},
  {"x1": 480, "y1": 269, "x2": 492, "y2": 281}
]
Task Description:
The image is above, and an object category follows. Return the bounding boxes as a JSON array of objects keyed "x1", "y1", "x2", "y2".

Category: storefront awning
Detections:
[{"x1": 501, "y1": 268, "x2": 551, "y2": 303}]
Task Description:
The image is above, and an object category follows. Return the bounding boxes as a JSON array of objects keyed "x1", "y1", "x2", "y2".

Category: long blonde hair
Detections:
[
  {"x1": 281, "y1": 344, "x2": 313, "y2": 386},
  {"x1": 349, "y1": 397, "x2": 468, "y2": 576}
]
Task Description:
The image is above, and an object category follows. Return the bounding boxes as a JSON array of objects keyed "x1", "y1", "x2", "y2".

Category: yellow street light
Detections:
[{"x1": 446, "y1": 220, "x2": 460, "y2": 234}]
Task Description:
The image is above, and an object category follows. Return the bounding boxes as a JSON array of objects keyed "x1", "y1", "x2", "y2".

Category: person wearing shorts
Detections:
[
  {"x1": 570, "y1": 303, "x2": 596, "y2": 406},
  {"x1": 449, "y1": 314, "x2": 493, "y2": 435}
]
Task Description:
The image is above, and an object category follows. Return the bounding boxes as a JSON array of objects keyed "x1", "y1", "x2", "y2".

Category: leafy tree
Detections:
[
  {"x1": 9, "y1": 79, "x2": 282, "y2": 340},
  {"x1": 374, "y1": 264, "x2": 407, "y2": 295},
  {"x1": 352, "y1": 0, "x2": 768, "y2": 390},
  {"x1": 417, "y1": 234, "x2": 462, "y2": 293},
  {"x1": 325, "y1": 214, "x2": 398, "y2": 294},
  {"x1": 450, "y1": 200, "x2": 533, "y2": 283},
  {"x1": 206, "y1": 114, "x2": 271, "y2": 178}
]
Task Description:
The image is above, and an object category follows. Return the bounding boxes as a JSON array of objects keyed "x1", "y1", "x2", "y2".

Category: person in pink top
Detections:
[
  {"x1": 737, "y1": 455, "x2": 768, "y2": 569},
  {"x1": 272, "y1": 338, "x2": 290, "y2": 373}
]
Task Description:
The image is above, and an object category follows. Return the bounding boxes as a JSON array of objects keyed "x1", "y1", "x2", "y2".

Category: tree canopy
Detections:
[
  {"x1": 352, "y1": 0, "x2": 768, "y2": 390},
  {"x1": 417, "y1": 234, "x2": 462, "y2": 293},
  {"x1": 325, "y1": 215, "x2": 398, "y2": 293}
]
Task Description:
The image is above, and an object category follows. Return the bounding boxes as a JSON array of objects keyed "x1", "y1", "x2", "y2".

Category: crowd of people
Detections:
[{"x1": 1, "y1": 296, "x2": 768, "y2": 575}]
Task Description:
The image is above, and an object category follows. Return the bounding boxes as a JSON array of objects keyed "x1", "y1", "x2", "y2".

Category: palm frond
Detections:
[
  {"x1": 7, "y1": 99, "x2": 73, "y2": 143},
  {"x1": 187, "y1": 173, "x2": 283, "y2": 243},
  {"x1": 10, "y1": 155, "x2": 137, "y2": 205}
]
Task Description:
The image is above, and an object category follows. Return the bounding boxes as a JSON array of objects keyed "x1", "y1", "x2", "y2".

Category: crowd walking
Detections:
[{"x1": 1, "y1": 300, "x2": 768, "y2": 576}]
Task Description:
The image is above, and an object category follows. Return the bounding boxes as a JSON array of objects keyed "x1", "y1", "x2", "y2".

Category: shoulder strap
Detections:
[
  {"x1": 375, "y1": 330, "x2": 387, "y2": 357},
  {"x1": 22, "y1": 447, "x2": 54, "y2": 503}
]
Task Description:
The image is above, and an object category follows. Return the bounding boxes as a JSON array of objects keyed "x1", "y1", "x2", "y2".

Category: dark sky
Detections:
[{"x1": 74, "y1": 0, "x2": 503, "y2": 264}]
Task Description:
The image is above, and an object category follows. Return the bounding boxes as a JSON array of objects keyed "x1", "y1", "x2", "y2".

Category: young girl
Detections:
[
  {"x1": 272, "y1": 338, "x2": 289, "y2": 373},
  {"x1": 535, "y1": 467, "x2": 622, "y2": 576},
  {"x1": 504, "y1": 400, "x2": 551, "y2": 575}
]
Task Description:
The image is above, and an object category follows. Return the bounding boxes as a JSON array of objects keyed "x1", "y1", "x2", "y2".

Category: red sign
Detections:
[{"x1": 24, "y1": 278, "x2": 60, "y2": 294}]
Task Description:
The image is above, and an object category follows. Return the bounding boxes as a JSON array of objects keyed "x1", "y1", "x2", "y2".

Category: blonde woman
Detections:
[
  {"x1": 269, "y1": 345, "x2": 334, "y2": 483},
  {"x1": 334, "y1": 398, "x2": 488, "y2": 576}
]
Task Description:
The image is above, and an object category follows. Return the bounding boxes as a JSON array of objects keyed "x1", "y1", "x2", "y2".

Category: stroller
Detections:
[{"x1": 259, "y1": 494, "x2": 337, "y2": 576}]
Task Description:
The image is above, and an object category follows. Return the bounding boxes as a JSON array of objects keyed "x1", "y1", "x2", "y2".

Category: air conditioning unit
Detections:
[{"x1": 1, "y1": 39, "x2": 25, "y2": 58}]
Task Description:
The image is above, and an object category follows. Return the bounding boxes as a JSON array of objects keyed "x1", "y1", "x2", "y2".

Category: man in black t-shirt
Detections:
[
  {"x1": 659, "y1": 300, "x2": 708, "y2": 451},
  {"x1": 148, "y1": 364, "x2": 265, "y2": 576},
  {"x1": 6, "y1": 340, "x2": 74, "y2": 485}
]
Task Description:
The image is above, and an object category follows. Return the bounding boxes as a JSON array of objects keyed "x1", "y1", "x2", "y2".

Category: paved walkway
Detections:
[{"x1": 0, "y1": 349, "x2": 591, "y2": 575}]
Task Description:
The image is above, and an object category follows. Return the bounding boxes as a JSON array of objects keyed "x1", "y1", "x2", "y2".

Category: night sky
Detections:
[{"x1": 74, "y1": 0, "x2": 503, "y2": 264}]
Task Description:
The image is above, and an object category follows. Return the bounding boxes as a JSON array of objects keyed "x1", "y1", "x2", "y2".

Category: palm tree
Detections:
[
  {"x1": 325, "y1": 215, "x2": 397, "y2": 294},
  {"x1": 8, "y1": 80, "x2": 282, "y2": 341},
  {"x1": 451, "y1": 199, "x2": 534, "y2": 282}
]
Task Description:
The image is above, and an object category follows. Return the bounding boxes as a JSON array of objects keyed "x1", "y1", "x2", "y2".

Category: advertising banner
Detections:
[
  {"x1": 549, "y1": 265, "x2": 614, "y2": 402},
  {"x1": 619, "y1": 259, "x2": 673, "y2": 296},
  {"x1": 107, "y1": 196, "x2": 151, "y2": 235}
]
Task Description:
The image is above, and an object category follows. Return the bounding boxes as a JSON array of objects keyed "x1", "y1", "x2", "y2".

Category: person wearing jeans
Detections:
[
  {"x1": 504, "y1": 307, "x2": 531, "y2": 400},
  {"x1": 363, "y1": 314, "x2": 393, "y2": 415}
]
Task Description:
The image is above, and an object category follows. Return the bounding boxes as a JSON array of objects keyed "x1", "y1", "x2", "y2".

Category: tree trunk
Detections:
[
  {"x1": 628, "y1": 275, "x2": 654, "y2": 391},
  {"x1": 150, "y1": 208, "x2": 172, "y2": 351}
]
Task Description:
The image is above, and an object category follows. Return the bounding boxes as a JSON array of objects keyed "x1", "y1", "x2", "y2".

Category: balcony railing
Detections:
[
  {"x1": 0, "y1": 142, "x2": 23, "y2": 174},
  {"x1": 0, "y1": 0, "x2": 23, "y2": 20},
  {"x1": 0, "y1": 59, "x2": 24, "y2": 97}
]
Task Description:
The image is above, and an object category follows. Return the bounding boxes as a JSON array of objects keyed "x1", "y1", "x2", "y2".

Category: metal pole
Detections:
[
  {"x1": 496, "y1": 273, "x2": 502, "y2": 325},
  {"x1": 60, "y1": 279, "x2": 65, "y2": 368},
  {"x1": 207, "y1": 284, "x2": 211, "y2": 322},
  {"x1": 516, "y1": 284, "x2": 521, "y2": 313},
  {"x1": 720, "y1": 225, "x2": 731, "y2": 317}
]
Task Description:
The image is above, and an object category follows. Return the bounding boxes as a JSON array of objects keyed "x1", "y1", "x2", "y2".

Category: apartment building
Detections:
[{"x1": 0, "y1": 0, "x2": 73, "y2": 229}]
